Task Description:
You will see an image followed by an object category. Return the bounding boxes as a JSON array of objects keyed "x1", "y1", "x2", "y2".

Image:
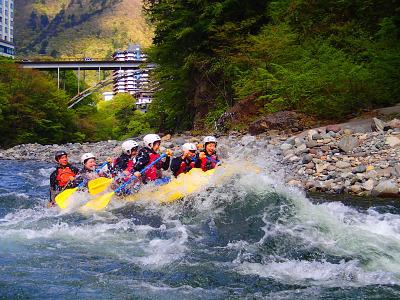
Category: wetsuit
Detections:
[
  {"x1": 73, "y1": 167, "x2": 102, "y2": 188},
  {"x1": 170, "y1": 156, "x2": 196, "y2": 177},
  {"x1": 195, "y1": 151, "x2": 219, "y2": 172},
  {"x1": 133, "y1": 147, "x2": 170, "y2": 183},
  {"x1": 49, "y1": 164, "x2": 79, "y2": 203}
]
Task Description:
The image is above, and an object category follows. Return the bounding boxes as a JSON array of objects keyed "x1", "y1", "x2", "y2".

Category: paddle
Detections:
[
  {"x1": 82, "y1": 153, "x2": 167, "y2": 211},
  {"x1": 55, "y1": 162, "x2": 108, "y2": 209},
  {"x1": 88, "y1": 177, "x2": 113, "y2": 195}
]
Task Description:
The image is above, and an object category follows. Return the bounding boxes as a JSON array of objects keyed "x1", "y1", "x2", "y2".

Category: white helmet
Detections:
[
  {"x1": 81, "y1": 152, "x2": 96, "y2": 164},
  {"x1": 143, "y1": 134, "x2": 161, "y2": 148},
  {"x1": 182, "y1": 143, "x2": 197, "y2": 152},
  {"x1": 122, "y1": 140, "x2": 139, "y2": 155},
  {"x1": 203, "y1": 136, "x2": 217, "y2": 145}
]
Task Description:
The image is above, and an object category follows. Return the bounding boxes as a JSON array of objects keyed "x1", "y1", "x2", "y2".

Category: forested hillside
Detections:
[
  {"x1": 0, "y1": 57, "x2": 151, "y2": 147},
  {"x1": 15, "y1": 0, "x2": 153, "y2": 58},
  {"x1": 144, "y1": 0, "x2": 400, "y2": 131}
]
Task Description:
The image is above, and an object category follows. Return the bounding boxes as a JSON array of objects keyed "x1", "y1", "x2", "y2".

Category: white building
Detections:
[
  {"x1": 103, "y1": 91, "x2": 114, "y2": 101},
  {"x1": 0, "y1": 0, "x2": 14, "y2": 58},
  {"x1": 112, "y1": 44, "x2": 153, "y2": 112}
]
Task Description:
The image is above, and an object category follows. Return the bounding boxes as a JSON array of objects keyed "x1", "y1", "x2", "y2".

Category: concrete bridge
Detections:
[
  {"x1": 18, "y1": 59, "x2": 155, "y2": 89},
  {"x1": 17, "y1": 59, "x2": 156, "y2": 107}
]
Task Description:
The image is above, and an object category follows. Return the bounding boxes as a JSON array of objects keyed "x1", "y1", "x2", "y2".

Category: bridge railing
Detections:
[{"x1": 16, "y1": 57, "x2": 112, "y2": 62}]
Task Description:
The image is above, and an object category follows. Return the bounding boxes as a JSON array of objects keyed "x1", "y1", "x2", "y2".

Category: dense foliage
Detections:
[
  {"x1": 87, "y1": 93, "x2": 152, "y2": 141},
  {"x1": 0, "y1": 58, "x2": 84, "y2": 147},
  {"x1": 144, "y1": 0, "x2": 400, "y2": 131}
]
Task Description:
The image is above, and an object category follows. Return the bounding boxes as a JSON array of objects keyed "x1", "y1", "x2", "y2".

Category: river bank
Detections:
[{"x1": 0, "y1": 117, "x2": 399, "y2": 198}]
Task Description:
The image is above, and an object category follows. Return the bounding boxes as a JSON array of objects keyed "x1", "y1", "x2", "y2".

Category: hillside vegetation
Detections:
[
  {"x1": 15, "y1": 0, "x2": 153, "y2": 58},
  {"x1": 144, "y1": 0, "x2": 400, "y2": 132},
  {"x1": 0, "y1": 58, "x2": 152, "y2": 147}
]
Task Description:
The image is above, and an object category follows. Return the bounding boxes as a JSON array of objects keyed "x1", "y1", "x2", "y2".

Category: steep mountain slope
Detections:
[{"x1": 15, "y1": 0, "x2": 153, "y2": 58}]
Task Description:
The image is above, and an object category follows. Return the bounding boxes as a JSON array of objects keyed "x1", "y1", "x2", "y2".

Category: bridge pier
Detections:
[
  {"x1": 57, "y1": 67, "x2": 60, "y2": 89},
  {"x1": 77, "y1": 67, "x2": 80, "y2": 94}
]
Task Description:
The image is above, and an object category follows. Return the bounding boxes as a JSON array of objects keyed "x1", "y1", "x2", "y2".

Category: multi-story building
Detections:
[
  {"x1": 0, "y1": 0, "x2": 14, "y2": 58},
  {"x1": 111, "y1": 44, "x2": 153, "y2": 112}
]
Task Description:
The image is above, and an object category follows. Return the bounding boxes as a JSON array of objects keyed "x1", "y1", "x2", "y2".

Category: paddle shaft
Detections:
[{"x1": 114, "y1": 153, "x2": 167, "y2": 193}]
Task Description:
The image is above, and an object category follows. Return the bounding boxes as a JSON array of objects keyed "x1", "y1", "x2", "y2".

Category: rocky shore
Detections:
[
  {"x1": 275, "y1": 118, "x2": 400, "y2": 198},
  {"x1": 1, "y1": 117, "x2": 399, "y2": 198}
]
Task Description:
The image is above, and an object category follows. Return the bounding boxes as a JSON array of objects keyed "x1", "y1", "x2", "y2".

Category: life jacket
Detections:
[
  {"x1": 113, "y1": 155, "x2": 135, "y2": 176},
  {"x1": 145, "y1": 152, "x2": 160, "y2": 181},
  {"x1": 176, "y1": 158, "x2": 195, "y2": 177},
  {"x1": 56, "y1": 166, "x2": 77, "y2": 187},
  {"x1": 200, "y1": 152, "x2": 218, "y2": 172}
]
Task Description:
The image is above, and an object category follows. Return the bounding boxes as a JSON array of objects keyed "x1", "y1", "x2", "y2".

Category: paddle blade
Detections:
[
  {"x1": 55, "y1": 187, "x2": 78, "y2": 209},
  {"x1": 82, "y1": 191, "x2": 115, "y2": 211},
  {"x1": 88, "y1": 177, "x2": 113, "y2": 195}
]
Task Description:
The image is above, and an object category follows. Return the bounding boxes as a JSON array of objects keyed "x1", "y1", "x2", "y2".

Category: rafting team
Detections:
[{"x1": 49, "y1": 134, "x2": 220, "y2": 206}]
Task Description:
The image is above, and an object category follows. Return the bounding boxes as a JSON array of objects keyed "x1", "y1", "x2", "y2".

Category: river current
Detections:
[{"x1": 1, "y1": 158, "x2": 400, "y2": 299}]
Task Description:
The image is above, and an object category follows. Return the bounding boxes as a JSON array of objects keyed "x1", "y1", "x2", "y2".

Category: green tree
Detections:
[{"x1": 0, "y1": 58, "x2": 85, "y2": 147}]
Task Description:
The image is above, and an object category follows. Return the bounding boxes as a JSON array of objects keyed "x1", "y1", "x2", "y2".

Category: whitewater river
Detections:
[{"x1": 1, "y1": 159, "x2": 400, "y2": 299}]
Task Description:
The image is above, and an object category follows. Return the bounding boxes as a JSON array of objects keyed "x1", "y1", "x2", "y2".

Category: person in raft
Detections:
[
  {"x1": 73, "y1": 153, "x2": 110, "y2": 187},
  {"x1": 111, "y1": 140, "x2": 140, "y2": 178},
  {"x1": 49, "y1": 150, "x2": 79, "y2": 206},
  {"x1": 196, "y1": 136, "x2": 221, "y2": 172},
  {"x1": 170, "y1": 143, "x2": 198, "y2": 177},
  {"x1": 133, "y1": 134, "x2": 172, "y2": 185}
]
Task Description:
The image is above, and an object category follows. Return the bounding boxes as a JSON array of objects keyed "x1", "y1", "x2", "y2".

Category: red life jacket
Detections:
[
  {"x1": 176, "y1": 159, "x2": 195, "y2": 177},
  {"x1": 113, "y1": 156, "x2": 135, "y2": 173},
  {"x1": 200, "y1": 153, "x2": 218, "y2": 172},
  {"x1": 145, "y1": 152, "x2": 160, "y2": 181},
  {"x1": 56, "y1": 167, "x2": 76, "y2": 187}
]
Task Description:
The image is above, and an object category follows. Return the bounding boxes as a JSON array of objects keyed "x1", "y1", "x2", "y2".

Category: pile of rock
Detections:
[{"x1": 278, "y1": 120, "x2": 400, "y2": 197}]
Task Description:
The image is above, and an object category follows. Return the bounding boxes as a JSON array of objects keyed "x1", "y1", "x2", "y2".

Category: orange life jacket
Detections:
[{"x1": 56, "y1": 167, "x2": 76, "y2": 187}]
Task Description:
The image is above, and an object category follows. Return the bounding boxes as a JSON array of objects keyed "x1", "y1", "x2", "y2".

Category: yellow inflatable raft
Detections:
[{"x1": 125, "y1": 168, "x2": 216, "y2": 204}]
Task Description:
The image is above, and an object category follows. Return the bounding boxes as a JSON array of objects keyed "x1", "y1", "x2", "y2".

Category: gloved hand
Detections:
[{"x1": 165, "y1": 149, "x2": 173, "y2": 157}]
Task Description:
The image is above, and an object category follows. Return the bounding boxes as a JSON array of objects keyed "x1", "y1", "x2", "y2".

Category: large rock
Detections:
[
  {"x1": 249, "y1": 111, "x2": 306, "y2": 135},
  {"x1": 363, "y1": 179, "x2": 375, "y2": 191},
  {"x1": 387, "y1": 118, "x2": 400, "y2": 129},
  {"x1": 337, "y1": 136, "x2": 359, "y2": 153},
  {"x1": 385, "y1": 136, "x2": 400, "y2": 147},
  {"x1": 372, "y1": 117, "x2": 388, "y2": 132},
  {"x1": 372, "y1": 180, "x2": 399, "y2": 197},
  {"x1": 336, "y1": 161, "x2": 351, "y2": 169},
  {"x1": 326, "y1": 124, "x2": 341, "y2": 133}
]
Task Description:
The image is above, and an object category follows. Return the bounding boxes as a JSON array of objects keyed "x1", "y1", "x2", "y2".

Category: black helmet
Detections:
[{"x1": 55, "y1": 150, "x2": 67, "y2": 161}]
